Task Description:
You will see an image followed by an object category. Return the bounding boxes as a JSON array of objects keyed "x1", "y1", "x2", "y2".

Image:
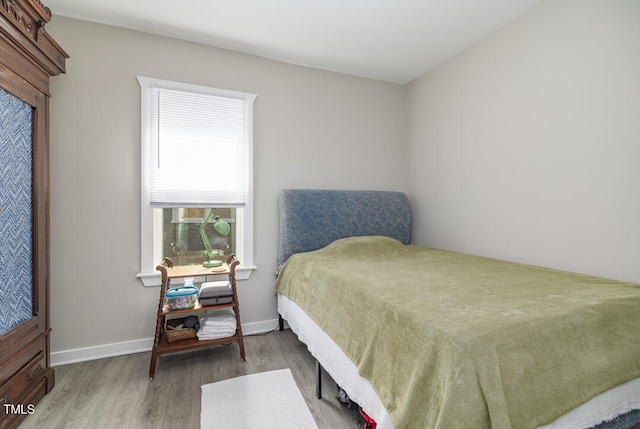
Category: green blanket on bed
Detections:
[{"x1": 274, "y1": 236, "x2": 640, "y2": 429}]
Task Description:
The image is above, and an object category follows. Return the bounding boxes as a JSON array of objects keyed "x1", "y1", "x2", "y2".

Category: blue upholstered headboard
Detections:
[{"x1": 277, "y1": 189, "x2": 411, "y2": 269}]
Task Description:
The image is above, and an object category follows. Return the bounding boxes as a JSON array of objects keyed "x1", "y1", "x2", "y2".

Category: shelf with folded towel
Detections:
[{"x1": 149, "y1": 254, "x2": 246, "y2": 379}]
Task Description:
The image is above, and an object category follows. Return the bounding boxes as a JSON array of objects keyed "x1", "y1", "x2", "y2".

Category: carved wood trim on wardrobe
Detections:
[{"x1": 0, "y1": 1, "x2": 66, "y2": 427}]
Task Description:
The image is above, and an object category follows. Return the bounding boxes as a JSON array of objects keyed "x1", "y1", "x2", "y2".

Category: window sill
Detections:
[{"x1": 137, "y1": 265, "x2": 257, "y2": 287}]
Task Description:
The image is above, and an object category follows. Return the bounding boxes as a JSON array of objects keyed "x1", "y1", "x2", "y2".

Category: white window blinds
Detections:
[{"x1": 144, "y1": 79, "x2": 256, "y2": 207}]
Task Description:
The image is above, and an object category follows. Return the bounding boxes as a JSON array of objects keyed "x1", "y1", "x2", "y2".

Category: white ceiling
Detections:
[{"x1": 45, "y1": 0, "x2": 543, "y2": 84}]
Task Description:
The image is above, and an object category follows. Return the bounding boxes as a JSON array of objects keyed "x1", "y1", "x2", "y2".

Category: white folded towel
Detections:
[
  {"x1": 197, "y1": 326, "x2": 236, "y2": 340},
  {"x1": 203, "y1": 315, "x2": 235, "y2": 327},
  {"x1": 201, "y1": 309, "x2": 236, "y2": 327},
  {"x1": 198, "y1": 309, "x2": 237, "y2": 340},
  {"x1": 201, "y1": 325, "x2": 235, "y2": 333}
]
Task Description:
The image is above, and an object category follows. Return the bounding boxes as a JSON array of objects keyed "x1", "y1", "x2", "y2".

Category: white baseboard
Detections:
[{"x1": 51, "y1": 318, "x2": 280, "y2": 367}]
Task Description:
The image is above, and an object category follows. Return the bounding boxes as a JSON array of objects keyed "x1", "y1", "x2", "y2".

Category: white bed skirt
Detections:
[{"x1": 277, "y1": 294, "x2": 640, "y2": 429}]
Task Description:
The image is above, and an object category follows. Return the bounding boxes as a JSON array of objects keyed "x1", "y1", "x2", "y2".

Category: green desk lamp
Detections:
[{"x1": 199, "y1": 208, "x2": 231, "y2": 267}]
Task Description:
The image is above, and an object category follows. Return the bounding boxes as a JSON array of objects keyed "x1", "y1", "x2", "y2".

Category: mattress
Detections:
[{"x1": 278, "y1": 294, "x2": 640, "y2": 429}]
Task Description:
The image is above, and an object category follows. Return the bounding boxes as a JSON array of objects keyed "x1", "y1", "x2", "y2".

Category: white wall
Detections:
[
  {"x1": 408, "y1": 0, "x2": 640, "y2": 282},
  {"x1": 47, "y1": 16, "x2": 407, "y2": 359},
  {"x1": 47, "y1": 0, "x2": 640, "y2": 363}
]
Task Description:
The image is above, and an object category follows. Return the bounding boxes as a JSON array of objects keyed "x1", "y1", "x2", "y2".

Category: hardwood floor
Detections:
[{"x1": 18, "y1": 329, "x2": 361, "y2": 429}]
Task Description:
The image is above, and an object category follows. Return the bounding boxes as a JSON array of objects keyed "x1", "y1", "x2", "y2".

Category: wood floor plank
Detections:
[{"x1": 18, "y1": 329, "x2": 361, "y2": 429}]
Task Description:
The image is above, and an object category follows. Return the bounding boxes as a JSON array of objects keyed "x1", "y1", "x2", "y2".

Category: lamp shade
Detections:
[{"x1": 214, "y1": 218, "x2": 231, "y2": 236}]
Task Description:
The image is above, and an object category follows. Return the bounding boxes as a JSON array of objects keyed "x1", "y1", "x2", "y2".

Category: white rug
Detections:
[{"x1": 201, "y1": 368, "x2": 319, "y2": 429}]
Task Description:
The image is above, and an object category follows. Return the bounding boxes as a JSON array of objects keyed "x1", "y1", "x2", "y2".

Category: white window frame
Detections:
[{"x1": 136, "y1": 76, "x2": 256, "y2": 286}]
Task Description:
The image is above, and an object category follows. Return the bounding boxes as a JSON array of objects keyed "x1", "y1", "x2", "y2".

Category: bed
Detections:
[{"x1": 273, "y1": 189, "x2": 640, "y2": 429}]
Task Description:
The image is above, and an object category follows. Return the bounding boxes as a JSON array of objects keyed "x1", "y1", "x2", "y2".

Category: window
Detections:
[
  {"x1": 137, "y1": 77, "x2": 257, "y2": 286},
  {"x1": 159, "y1": 207, "x2": 236, "y2": 267}
]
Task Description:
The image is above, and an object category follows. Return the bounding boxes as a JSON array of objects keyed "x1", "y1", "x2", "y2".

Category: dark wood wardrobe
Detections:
[{"x1": 0, "y1": 1, "x2": 66, "y2": 428}]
